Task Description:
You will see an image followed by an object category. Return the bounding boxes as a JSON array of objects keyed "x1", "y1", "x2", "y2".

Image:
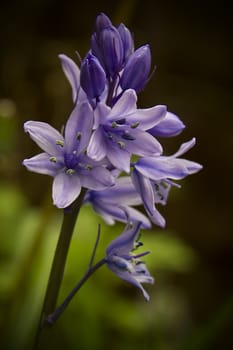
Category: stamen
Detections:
[
  {"x1": 85, "y1": 165, "x2": 93, "y2": 170},
  {"x1": 66, "y1": 169, "x2": 75, "y2": 175},
  {"x1": 77, "y1": 132, "x2": 82, "y2": 141},
  {"x1": 49, "y1": 156, "x2": 57, "y2": 163},
  {"x1": 56, "y1": 140, "x2": 64, "y2": 147},
  {"x1": 117, "y1": 141, "x2": 125, "y2": 149},
  {"x1": 111, "y1": 121, "x2": 118, "y2": 128},
  {"x1": 131, "y1": 122, "x2": 139, "y2": 129}
]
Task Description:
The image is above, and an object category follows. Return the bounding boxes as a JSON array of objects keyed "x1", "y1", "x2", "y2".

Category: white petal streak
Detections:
[
  {"x1": 65, "y1": 101, "x2": 93, "y2": 153},
  {"x1": 52, "y1": 172, "x2": 81, "y2": 208},
  {"x1": 87, "y1": 128, "x2": 107, "y2": 161}
]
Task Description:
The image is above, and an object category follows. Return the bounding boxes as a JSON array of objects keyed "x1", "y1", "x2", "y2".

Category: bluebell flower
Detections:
[
  {"x1": 23, "y1": 101, "x2": 114, "y2": 208},
  {"x1": 106, "y1": 221, "x2": 154, "y2": 301},
  {"x1": 87, "y1": 89, "x2": 166, "y2": 172},
  {"x1": 132, "y1": 138, "x2": 203, "y2": 226},
  {"x1": 80, "y1": 53, "x2": 106, "y2": 100},
  {"x1": 84, "y1": 176, "x2": 151, "y2": 229},
  {"x1": 120, "y1": 45, "x2": 151, "y2": 93},
  {"x1": 148, "y1": 111, "x2": 185, "y2": 137}
]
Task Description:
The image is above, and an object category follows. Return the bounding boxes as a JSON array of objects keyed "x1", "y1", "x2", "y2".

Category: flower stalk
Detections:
[{"x1": 34, "y1": 189, "x2": 86, "y2": 349}]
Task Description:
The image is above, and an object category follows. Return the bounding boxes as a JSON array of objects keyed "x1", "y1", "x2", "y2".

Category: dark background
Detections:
[{"x1": 0, "y1": 0, "x2": 232, "y2": 349}]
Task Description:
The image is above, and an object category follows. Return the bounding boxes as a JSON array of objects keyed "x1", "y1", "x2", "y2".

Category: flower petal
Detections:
[
  {"x1": 79, "y1": 166, "x2": 114, "y2": 190},
  {"x1": 59, "y1": 54, "x2": 80, "y2": 103},
  {"x1": 126, "y1": 105, "x2": 167, "y2": 130},
  {"x1": 93, "y1": 102, "x2": 110, "y2": 128},
  {"x1": 107, "y1": 144, "x2": 131, "y2": 173},
  {"x1": 24, "y1": 121, "x2": 64, "y2": 156},
  {"x1": 23, "y1": 152, "x2": 61, "y2": 176},
  {"x1": 123, "y1": 128, "x2": 162, "y2": 156},
  {"x1": 106, "y1": 258, "x2": 151, "y2": 301},
  {"x1": 107, "y1": 89, "x2": 137, "y2": 122},
  {"x1": 135, "y1": 156, "x2": 201, "y2": 180},
  {"x1": 171, "y1": 138, "x2": 196, "y2": 158},
  {"x1": 87, "y1": 127, "x2": 107, "y2": 161},
  {"x1": 65, "y1": 101, "x2": 94, "y2": 154},
  {"x1": 132, "y1": 170, "x2": 166, "y2": 227},
  {"x1": 148, "y1": 112, "x2": 185, "y2": 137},
  {"x1": 92, "y1": 176, "x2": 142, "y2": 205},
  {"x1": 106, "y1": 221, "x2": 141, "y2": 257},
  {"x1": 52, "y1": 172, "x2": 81, "y2": 208}
]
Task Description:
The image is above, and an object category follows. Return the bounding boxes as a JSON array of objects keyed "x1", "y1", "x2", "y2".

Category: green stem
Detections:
[
  {"x1": 47, "y1": 258, "x2": 106, "y2": 325},
  {"x1": 34, "y1": 189, "x2": 86, "y2": 349}
]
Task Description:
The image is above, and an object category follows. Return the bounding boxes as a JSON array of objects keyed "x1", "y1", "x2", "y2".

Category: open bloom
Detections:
[
  {"x1": 105, "y1": 221, "x2": 154, "y2": 301},
  {"x1": 132, "y1": 138, "x2": 203, "y2": 226},
  {"x1": 84, "y1": 176, "x2": 151, "y2": 229},
  {"x1": 23, "y1": 101, "x2": 114, "y2": 208},
  {"x1": 87, "y1": 89, "x2": 166, "y2": 172}
]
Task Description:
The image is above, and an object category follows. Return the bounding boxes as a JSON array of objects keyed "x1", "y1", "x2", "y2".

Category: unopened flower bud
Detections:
[
  {"x1": 80, "y1": 53, "x2": 106, "y2": 99},
  {"x1": 120, "y1": 44, "x2": 151, "y2": 92},
  {"x1": 118, "y1": 23, "x2": 134, "y2": 64},
  {"x1": 91, "y1": 26, "x2": 124, "y2": 78},
  {"x1": 95, "y1": 12, "x2": 112, "y2": 32}
]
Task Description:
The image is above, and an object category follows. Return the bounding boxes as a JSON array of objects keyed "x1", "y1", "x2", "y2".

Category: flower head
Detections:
[
  {"x1": 23, "y1": 101, "x2": 114, "y2": 208},
  {"x1": 132, "y1": 138, "x2": 203, "y2": 226},
  {"x1": 106, "y1": 221, "x2": 154, "y2": 301}
]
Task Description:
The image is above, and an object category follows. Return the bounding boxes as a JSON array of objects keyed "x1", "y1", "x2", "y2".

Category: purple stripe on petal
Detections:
[{"x1": 65, "y1": 101, "x2": 94, "y2": 154}]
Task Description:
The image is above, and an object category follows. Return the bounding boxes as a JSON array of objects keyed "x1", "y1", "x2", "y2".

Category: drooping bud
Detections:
[
  {"x1": 80, "y1": 53, "x2": 106, "y2": 99},
  {"x1": 120, "y1": 44, "x2": 151, "y2": 92},
  {"x1": 148, "y1": 112, "x2": 186, "y2": 137},
  {"x1": 91, "y1": 26, "x2": 124, "y2": 78},
  {"x1": 118, "y1": 23, "x2": 134, "y2": 64}
]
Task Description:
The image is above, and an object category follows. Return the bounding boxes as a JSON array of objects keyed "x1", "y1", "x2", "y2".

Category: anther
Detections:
[
  {"x1": 66, "y1": 169, "x2": 75, "y2": 175},
  {"x1": 56, "y1": 140, "x2": 64, "y2": 147},
  {"x1": 49, "y1": 156, "x2": 57, "y2": 163}
]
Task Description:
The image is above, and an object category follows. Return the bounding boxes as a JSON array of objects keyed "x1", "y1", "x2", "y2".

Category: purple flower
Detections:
[
  {"x1": 80, "y1": 53, "x2": 106, "y2": 100},
  {"x1": 84, "y1": 176, "x2": 151, "y2": 229},
  {"x1": 87, "y1": 89, "x2": 166, "y2": 172},
  {"x1": 106, "y1": 221, "x2": 154, "y2": 301},
  {"x1": 120, "y1": 45, "x2": 151, "y2": 93},
  {"x1": 23, "y1": 101, "x2": 114, "y2": 208},
  {"x1": 132, "y1": 138, "x2": 203, "y2": 226}
]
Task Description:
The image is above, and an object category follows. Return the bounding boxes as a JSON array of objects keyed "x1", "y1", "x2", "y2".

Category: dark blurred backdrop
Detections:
[{"x1": 0, "y1": 0, "x2": 232, "y2": 349}]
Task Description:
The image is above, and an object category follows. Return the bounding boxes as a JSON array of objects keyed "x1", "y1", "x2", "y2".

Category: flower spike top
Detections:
[
  {"x1": 105, "y1": 221, "x2": 154, "y2": 301},
  {"x1": 23, "y1": 11, "x2": 202, "y2": 228}
]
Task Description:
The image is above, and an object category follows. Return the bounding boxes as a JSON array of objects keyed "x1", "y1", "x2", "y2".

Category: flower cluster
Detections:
[{"x1": 23, "y1": 13, "x2": 202, "y2": 299}]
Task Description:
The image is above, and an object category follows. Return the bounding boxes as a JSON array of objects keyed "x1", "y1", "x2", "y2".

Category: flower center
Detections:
[{"x1": 64, "y1": 152, "x2": 79, "y2": 170}]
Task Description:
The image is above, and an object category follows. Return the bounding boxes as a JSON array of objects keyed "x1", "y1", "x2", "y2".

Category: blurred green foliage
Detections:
[{"x1": 0, "y1": 181, "x2": 199, "y2": 350}]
